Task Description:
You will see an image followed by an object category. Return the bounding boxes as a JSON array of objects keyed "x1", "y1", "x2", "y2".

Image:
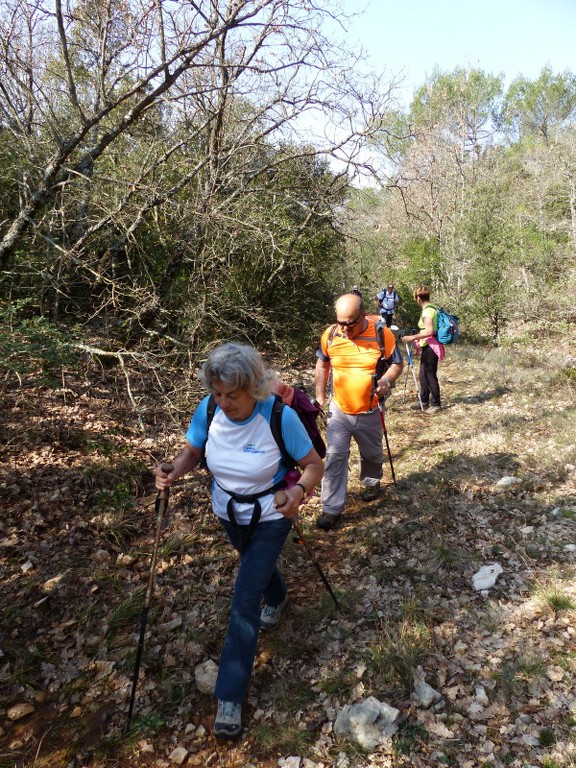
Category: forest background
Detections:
[{"x1": 1, "y1": 0, "x2": 575, "y2": 380}]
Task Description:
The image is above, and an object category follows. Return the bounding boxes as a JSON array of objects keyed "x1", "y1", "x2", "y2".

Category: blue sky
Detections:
[{"x1": 339, "y1": 0, "x2": 576, "y2": 105}]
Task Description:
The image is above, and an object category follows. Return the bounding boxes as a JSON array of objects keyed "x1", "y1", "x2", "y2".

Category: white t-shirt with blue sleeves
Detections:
[{"x1": 185, "y1": 395, "x2": 312, "y2": 523}]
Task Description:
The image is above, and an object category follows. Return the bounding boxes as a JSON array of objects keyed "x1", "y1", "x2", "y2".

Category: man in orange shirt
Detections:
[{"x1": 314, "y1": 293, "x2": 403, "y2": 530}]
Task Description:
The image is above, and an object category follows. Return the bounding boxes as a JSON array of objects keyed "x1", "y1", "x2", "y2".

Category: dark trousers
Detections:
[
  {"x1": 419, "y1": 344, "x2": 441, "y2": 407},
  {"x1": 380, "y1": 311, "x2": 394, "y2": 327}
]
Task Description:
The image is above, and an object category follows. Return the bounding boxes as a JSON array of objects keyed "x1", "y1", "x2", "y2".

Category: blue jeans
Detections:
[{"x1": 214, "y1": 515, "x2": 292, "y2": 703}]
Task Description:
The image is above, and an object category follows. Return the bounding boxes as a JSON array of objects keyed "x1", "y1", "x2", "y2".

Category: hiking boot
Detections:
[
  {"x1": 411, "y1": 402, "x2": 428, "y2": 411},
  {"x1": 316, "y1": 513, "x2": 340, "y2": 531},
  {"x1": 426, "y1": 405, "x2": 441, "y2": 414},
  {"x1": 260, "y1": 595, "x2": 288, "y2": 631},
  {"x1": 214, "y1": 700, "x2": 242, "y2": 738},
  {"x1": 360, "y1": 483, "x2": 381, "y2": 502}
]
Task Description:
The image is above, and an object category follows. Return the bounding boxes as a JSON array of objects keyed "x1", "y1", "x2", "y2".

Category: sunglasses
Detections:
[{"x1": 336, "y1": 315, "x2": 361, "y2": 328}]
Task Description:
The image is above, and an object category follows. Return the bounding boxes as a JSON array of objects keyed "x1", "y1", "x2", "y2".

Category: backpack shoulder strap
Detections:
[
  {"x1": 269, "y1": 394, "x2": 294, "y2": 468},
  {"x1": 206, "y1": 394, "x2": 217, "y2": 430},
  {"x1": 326, "y1": 323, "x2": 339, "y2": 348},
  {"x1": 374, "y1": 318, "x2": 386, "y2": 356},
  {"x1": 374, "y1": 319, "x2": 390, "y2": 377},
  {"x1": 200, "y1": 394, "x2": 217, "y2": 469}
]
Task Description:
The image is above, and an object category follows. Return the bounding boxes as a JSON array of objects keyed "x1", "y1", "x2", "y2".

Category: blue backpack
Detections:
[{"x1": 433, "y1": 306, "x2": 459, "y2": 344}]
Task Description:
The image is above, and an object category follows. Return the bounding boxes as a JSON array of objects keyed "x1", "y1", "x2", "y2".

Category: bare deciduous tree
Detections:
[{"x1": 0, "y1": 0, "x2": 398, "y2": 350}]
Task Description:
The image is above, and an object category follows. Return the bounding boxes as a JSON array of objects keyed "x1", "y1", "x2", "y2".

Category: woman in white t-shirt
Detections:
[{"x1": 154, "y1": 343, "x2": 323, "y2": 738}]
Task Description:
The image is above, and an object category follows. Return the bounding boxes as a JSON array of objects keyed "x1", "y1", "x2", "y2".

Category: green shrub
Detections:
[{"x1": 0, "y1": 300, "x2": 79, "y2": 385}]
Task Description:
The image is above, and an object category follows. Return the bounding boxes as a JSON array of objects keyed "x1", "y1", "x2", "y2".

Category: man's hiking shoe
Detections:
[
  {"x1": 316, "y1": 513, "x2": 340, "y2": 531},
  {"x1": 411, "y1": 402, "x2": 428, "y2": 411},
  {"x1": 260, "y1": 596, "x2": 288, "y2": 631},
  {"x1": 360, "y1": 483, "x2": 381, "y2": 502},
  {"x1": 214, "y1": 700, "x2": 242, "y2": 738},
  {"x1": 427, "y1": 405, "x2": 441, "y2": 414}
]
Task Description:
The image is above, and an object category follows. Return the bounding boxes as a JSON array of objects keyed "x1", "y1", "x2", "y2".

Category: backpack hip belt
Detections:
[{"x1": 216, "y1": 478, "x2": 288, "y2": 552}]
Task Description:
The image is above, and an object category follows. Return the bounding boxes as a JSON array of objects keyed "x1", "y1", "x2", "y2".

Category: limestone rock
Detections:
[
  {"x1": 194, "y1": 659, "x2": 218, "y2": 694},
  {"x1": 7, "y1": 702, "x2": 35, "y2": 721},
  {"x1": 169, "y1": 746, "x2": 189, "y2": 764},
  {"x1": 472, "y1": 563, "x2": 503, "y2": 591},
  {"x1": 334, "y1": 696, "x2": 399, "y2": 749}
]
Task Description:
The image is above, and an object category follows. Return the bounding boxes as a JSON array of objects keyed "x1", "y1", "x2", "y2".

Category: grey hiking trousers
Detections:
[{"x1": 321, "y1": 401, "x2": 383, "y2": 518}]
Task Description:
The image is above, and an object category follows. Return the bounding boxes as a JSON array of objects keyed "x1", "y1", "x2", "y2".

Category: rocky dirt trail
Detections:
[{"x1": 1, "y1": 338, "x2": 575, "y2": 768}]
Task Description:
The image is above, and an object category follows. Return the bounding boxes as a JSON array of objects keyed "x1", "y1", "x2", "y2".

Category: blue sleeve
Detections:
[
  {"x1": 184, "y1": 396, "x2": 211, "y2": 449},
  {"x1": 281, "y1": 406, "x2": 313, "y2": 462}
]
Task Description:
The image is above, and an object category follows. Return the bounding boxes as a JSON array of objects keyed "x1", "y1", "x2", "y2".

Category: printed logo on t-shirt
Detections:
[{"x1": 243, "y1": 443, "x2": 265, "y2": 454}]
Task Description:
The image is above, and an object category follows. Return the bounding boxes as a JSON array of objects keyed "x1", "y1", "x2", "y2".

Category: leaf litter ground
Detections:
[{"x1": 1, "y1": 338, "x2": 575, "y2": 768}]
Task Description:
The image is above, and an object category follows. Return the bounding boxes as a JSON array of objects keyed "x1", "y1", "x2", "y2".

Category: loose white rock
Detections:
[
  {"x1": 522, "y1": 734, "x2": 540, "y2": 747},
  {"x1": 472, "y1": 563, "x2": 503, "y2": 591},
  {"x1": 194, "y1": 659, "x2": 218, "y2": 694},
  {"x1": 9, "y1": 740, "x2": 24, "y2": 750},
  {"x1": 158, "y1": 617, "x2": 183, "y2": 632},
  {"x1": 116, "y1": 553, "x2": 135, "y2": 567},
  {"x1": 412, "y1": 666, "x2": 441, "y2": 708},
  {"x1": 334, "y1": 696, "x2": 399, "y2": 749},
  {"x1": 475, "y1": 686, "x2": 490, "y2": 706},
  {"x1": 169, "y1": 747, "x2": 189, "y2": 764},
  {"x1": 278, "y1": 758, "x2": 301, "y2": 768},
  {"x1": 7, "y1": 702, "x2": 35, "y2": 721},
  {"x1": 43, "y1": 573, "x2": 68, "y2": 592},
  {"x1": 413, "y1": 682, "x2": 441, "y2": 708},
  {"x1": 138, "y1": 739, "x2": 155, "y2": 753},
  {"x1": 495, "y1": 476, "x2": 521, "y2": 488}
]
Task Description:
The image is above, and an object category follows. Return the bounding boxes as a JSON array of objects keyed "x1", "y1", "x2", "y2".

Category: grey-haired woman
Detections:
[{"x1": 155, "y1": 343, "x2": 323, "y2": 737}]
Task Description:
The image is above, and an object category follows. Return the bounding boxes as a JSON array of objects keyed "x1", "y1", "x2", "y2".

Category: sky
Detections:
[{"x1": 339, "y1": 0, "x2": 576, "y2": 106}]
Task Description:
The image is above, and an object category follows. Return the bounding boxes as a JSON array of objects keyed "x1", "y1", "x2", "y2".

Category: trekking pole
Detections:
[
  {"x1": 371, "y1": 324, "x2": 397, "y2": 488},
  {"x1": 402, "y1": 365, "x2": 410, "y2": 402},
  {"x1": 292, "y1": 519, "x2": 341, "y2": 611},
  {"x1": 275, "y1": 491, "x2": 340, "y2": 611},
  {"x1": 126, "y1": 463, "x2": 174, "y2": 733},
  {"x1": 377, "y1": 399, "x2": 397, "y2": 486},
  {"x1": 405, "y1": 343, "x2": 424, "y2": 412}
]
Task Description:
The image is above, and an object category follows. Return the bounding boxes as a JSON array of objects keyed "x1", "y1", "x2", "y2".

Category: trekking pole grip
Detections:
[{"x1": 159, "y1": 463, "x2": 174, "y2": 500}]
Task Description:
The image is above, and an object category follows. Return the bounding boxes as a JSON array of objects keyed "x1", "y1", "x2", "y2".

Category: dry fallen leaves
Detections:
[{"x1": 1, "y1": 342, "x2": 576, "y2": 768}]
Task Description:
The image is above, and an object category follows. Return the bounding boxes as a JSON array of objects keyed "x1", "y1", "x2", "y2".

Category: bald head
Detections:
[
  {"x1": 334, "y1": 293, "x2": 366, "y2": 337},
  {"x1": 335, "y1": 293, "x2": 364, "y2": 317}
]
